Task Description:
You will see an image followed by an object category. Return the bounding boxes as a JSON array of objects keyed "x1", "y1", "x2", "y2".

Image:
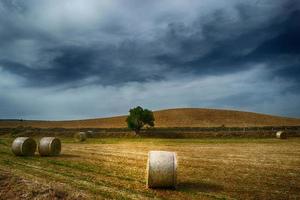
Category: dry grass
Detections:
[
  {"x1": 1, "y1": 108, "x2": 300, "y2": 129},
  {"x1": 0, "y1": 137, "x2": 300, "y2": 199}
]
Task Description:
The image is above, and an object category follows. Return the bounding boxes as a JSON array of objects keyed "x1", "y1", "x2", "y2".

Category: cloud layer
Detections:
[{"x1": 0, "y1": 0, "x2": 299, "y2": 119}]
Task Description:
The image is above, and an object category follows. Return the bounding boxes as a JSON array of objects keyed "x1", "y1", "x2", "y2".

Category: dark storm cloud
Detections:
[
  {"x1": 156, "y1": 6, "x2": 300, "y2": 78},
  {"x1": 1, "y1": 0, "x2": 299, "y2": 86},
  {"x1": 248, "y1": 10, "x2": 300, "y2": 56},
  {"x1": 0, "y1": 0, "x2": 300, "y2": 119},
  {"x1": 0, "y1": 42, "x2": 164, "y2": 86}
]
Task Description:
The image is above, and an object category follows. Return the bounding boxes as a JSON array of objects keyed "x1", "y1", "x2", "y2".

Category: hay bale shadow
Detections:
[{"x1": 178, "y1": 180, "x2": 223, "y2": 193}]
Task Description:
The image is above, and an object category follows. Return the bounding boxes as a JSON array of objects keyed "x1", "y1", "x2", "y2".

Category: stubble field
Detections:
[{"x1": 0, "y1": 137, "x2": 300, "y2": 200}]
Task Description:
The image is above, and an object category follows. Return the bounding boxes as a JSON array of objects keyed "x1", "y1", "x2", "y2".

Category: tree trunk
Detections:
[{"x1": 134, "y1": 129, "x2": 140, "y2": 136}]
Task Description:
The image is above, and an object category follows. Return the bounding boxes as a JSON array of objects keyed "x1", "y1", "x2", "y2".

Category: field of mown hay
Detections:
[{"x1": 0, "y1": 137, "x2": 300, "y2": 199}]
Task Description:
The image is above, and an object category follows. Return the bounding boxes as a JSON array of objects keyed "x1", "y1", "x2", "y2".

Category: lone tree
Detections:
[{"x1": 126, "y1": 106, "x2": 155, "y2": 135}]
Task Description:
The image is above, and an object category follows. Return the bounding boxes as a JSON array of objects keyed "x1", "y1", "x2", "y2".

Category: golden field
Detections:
[{"x1": 0, "y1": 137, "x2": 300, "y2": 199}]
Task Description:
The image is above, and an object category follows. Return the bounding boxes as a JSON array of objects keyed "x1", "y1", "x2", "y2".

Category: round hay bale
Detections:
[
  {"x1": 11, "y1": 137, "x2": 36, "y2": 156},
  {"x1": 38, "y1": 137, "x2": 61, "y2": 156},
  {"x1": 74, "y1": 132, "x2": 87, "y2": 142},
  {"x1": 146, "y1": 151, "x2": 177, "y2": 188},
  {"x1": 276, "y1": 131, "x2": 287, "y2": 139}
]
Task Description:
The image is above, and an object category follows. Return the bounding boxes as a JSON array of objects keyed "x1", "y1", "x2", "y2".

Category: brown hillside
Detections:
[{"x1": 0, "y1": 108, "x2": 300, "y2": 128}]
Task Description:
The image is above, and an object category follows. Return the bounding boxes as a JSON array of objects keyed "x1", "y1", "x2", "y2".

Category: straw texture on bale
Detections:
[
  {"x1": 38, "y1": 137, "x2": 61, "y2": 156},
  {"x1": 146, "y1": 151, "x2": 177, "y2": 188},
  {"x1": 11, "y1": 137, "x2": 36, "y2": 156},
  {"x1": 276, "y1": 131, "x2": 287, "y2": 139},
  {"x1": 74, "y1": 132, "x2": 87, "y2": 142}
]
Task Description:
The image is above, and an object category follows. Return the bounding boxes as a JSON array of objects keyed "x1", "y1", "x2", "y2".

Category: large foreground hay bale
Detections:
[
  {"x1": 146, "y1": 151, "x2": 177, "y2": 188},
  {"x1": 11, "y1": 137, "x2": 36, "y2": 156},
  {"x1": 74, "y1": 132, "x2": 87, "y2": 142},
  {"x1": 38, "y1": 137, "x2": 61, "y2": 156},
  {"x1": 276, "y1": 131, "x2": 287, "y2": 139}
]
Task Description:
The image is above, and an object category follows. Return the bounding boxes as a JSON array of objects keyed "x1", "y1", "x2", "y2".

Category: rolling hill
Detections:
[{"x1": 0, "y1": 108, "x2": 300, "y2": 129}]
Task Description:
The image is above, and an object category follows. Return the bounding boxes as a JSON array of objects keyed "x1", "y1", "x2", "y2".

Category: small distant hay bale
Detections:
[
  {"x1": 146, "y1": 151, "x2": 177, "y2": 188},
  {"x1": 11, "y1": 137, "x2": 36, "y2": 156},
  {"x1": 74, "y1": 132, "x2": 87, "y2": 142},
  {"x1": 87, "y1": 130, "x2": 94, "y2": 137},
  {"x1": 276, "y1": 131, "x2": 287, "y2": 139},
  {"x1": 38, "y1": 137, "x2": 61, "y2": 156}
]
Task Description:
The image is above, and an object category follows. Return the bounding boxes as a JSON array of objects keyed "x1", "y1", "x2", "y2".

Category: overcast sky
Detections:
[{"x1": 0, "y1": 0, "x2": 300, "y2": 120}]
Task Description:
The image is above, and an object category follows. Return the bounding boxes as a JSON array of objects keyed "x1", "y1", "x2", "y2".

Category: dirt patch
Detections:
[{"x1": 0, "y1": 171, "x2": 85, "y2": 200}]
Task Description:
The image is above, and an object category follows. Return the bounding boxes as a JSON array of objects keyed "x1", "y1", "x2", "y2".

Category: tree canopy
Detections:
[{"x1": 126, "y1": 106, "x2": 155, "y2": 134}]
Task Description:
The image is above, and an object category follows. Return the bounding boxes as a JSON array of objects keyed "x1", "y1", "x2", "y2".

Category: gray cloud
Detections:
[{"x1": 0, "y1": 0, "x2": 299, "y2": 119}]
